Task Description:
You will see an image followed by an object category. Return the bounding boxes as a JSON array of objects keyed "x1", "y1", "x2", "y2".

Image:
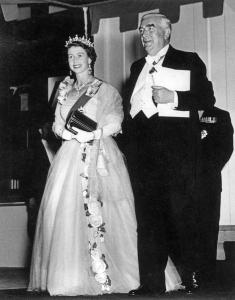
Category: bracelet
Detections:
[
  {"x1": 93, "y1": 128, "x2": 103, "y2": 140},
  {"x1": 58, "y1": 128, "x2": 63, "y2": 138}
]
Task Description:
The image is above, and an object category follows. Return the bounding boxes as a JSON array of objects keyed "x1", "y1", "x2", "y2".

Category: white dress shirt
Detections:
[{"x1": 130, "y1": 44, "x2": 190, "y2": 119}]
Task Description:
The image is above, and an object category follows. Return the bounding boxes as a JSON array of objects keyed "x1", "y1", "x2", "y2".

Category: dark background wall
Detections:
[{"x1": 0, "y1": 6, "x2": 85, "y2": 201}]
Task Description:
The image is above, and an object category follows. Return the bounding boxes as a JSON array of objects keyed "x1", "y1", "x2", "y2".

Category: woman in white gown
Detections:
[
  {"x1": 28, "y1": 35, "x2": 139, "y2": 296},
  {"x1": 28, "y1": 35, "x2": 181, "y2": 296}
]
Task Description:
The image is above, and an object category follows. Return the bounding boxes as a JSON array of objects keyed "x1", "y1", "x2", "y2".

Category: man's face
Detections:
[{"x1": 139, "y1": 15, "x2": 168, "y2": 56}]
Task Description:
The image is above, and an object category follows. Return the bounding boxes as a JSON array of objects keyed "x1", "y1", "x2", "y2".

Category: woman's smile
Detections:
[{"x1": 68, "y1": 45, "x2": 90, "y2": 74}]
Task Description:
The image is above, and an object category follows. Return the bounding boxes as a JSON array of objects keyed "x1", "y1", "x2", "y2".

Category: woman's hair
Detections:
[{"x1": 67, "y1": 41, "x2": 97, "y2": 71}]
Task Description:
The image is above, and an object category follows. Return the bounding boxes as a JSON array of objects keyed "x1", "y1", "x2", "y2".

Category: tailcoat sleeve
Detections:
[
  {"x1": 176, "y1": 53, "x2": 215, "y2": 111},
  {"x1": 201, "y1": 110, "x2": 234, "y2": 171}
]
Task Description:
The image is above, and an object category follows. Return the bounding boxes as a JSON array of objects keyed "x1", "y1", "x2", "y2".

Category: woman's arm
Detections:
[
  {"x1": 72, "y1": 122, "x2": 121, "y2": 143},
  {"x1": 52, "y1": 102, "x2": 75, "y2": 141}
]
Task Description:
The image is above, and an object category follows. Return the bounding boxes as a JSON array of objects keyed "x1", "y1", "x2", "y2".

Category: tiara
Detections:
[{"x1": 65, "y1": 35, "x2": 94, "y2": 48}]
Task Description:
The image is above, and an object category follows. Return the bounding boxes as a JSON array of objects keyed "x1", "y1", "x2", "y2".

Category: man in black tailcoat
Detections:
[
  {"x1": 196, "y1": 106, "x2": 233, "y2": 289},
  {"x1": 123, "y1": 13, "x2": 216, "y2": 296}
]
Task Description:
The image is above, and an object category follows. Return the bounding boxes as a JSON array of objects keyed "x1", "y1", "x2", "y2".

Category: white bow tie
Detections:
[{"x1": 145, "y1": 55, "x2": 165, "y2": 66}]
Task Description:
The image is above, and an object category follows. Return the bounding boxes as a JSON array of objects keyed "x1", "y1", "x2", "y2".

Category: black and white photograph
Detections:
[{"x1": 0, "y1": 1, "x2": 234, "y2": 299}]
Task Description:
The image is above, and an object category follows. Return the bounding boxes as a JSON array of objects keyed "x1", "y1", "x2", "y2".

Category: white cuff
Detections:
[
  {"x1": 62, "y1": 129, "x2": 73, "y2": 140},
  {"x1": 93, "y1": 128, "x2": 103, "y2": 140},
  {"x1": 171, "y1": 91, "x2": 178, "y2": 109},
  {"x1": 93, "y1": 123, "x2": 121, "y2": 140}
]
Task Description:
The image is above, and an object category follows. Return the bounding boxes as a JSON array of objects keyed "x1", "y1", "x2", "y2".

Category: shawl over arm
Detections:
[{"x1": 96, "y1": 82, "x2": 123, "y2": 138}]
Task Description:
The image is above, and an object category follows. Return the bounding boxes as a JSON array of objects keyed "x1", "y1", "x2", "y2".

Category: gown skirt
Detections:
[{"x1": 28, "y1": 137, "x2": 140, "y2": 296}]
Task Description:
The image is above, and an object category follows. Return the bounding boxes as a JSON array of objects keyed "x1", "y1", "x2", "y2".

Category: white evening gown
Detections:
[
  {"x1": 28, "y1": 81, "x2": 140, "y2": 296},
  {"x1": 28, "y1": 79, "x2": 181, "y2": 296}
]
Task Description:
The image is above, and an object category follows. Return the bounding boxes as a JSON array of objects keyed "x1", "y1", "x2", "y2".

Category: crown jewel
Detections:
[{"x1": 65, "y1": 35, "x2": 94, "y2": 48}]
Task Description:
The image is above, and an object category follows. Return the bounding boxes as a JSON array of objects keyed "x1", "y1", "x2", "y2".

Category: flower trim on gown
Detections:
[{"x1": 80, "y1": 142, "x2": 111, "y2": 292}]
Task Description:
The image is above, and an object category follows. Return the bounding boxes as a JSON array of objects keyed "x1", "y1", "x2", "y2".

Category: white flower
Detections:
[
  {"x1": 57, "y1": 76, "x2": 74, "y2": 103},
  {"x1": 82, "y1": 190, "x2": 89, "y2": 198},
  {"x1": 63, "y1": 76, "x2": 74, "y2": 86},
  {"x1": 89, "y1": 215, "x2": 103, "y2": 228},
  {"x1": 59, "y1": 82, "x2": 67, "y2": 90},
  {"x1": 102, "y1": 284, "x2": 111, "y2": 292},
  {"x1": 83, "y1": 165, "x2": 89, "y2": 177},
  {"x1": 95, "y1": 272, "x2": 107, "y2": 284},
  {"x1": 91, "y1": 259, "x2": 106, "y2": 274},
  {"x1": 90, "y1": 248, "x2": 101, "y2": 260},
  {"x1": 88, "y1": 202, "x2": 100, "y2": 215},
  {"x1": 57, "y1": 90, "x2": 67, "y2": 103}
]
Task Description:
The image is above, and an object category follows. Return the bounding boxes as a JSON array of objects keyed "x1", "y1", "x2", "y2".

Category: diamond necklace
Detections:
[{"x1": 74, "y1": 77, "x2": 94, "y2": 92}]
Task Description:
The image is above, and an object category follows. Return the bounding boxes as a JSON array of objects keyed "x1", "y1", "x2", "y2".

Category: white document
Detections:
[
  {"x1": 156, "y1": 103, "x2": 190, "y2": 117},
  {"x1": 152, "y1": 67, "x2": 190, "y2": 91},
  {"x1": 152, "y1": 67, "x2": 190, "y2": 117}
]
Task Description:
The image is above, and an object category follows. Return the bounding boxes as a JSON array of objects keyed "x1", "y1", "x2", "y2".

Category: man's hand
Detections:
[
  {"x1": 27, "y1": 197, "x2": 38, "y2": 217},
  {"x1": 72, "y1": 128, "x2": 94, "y2": 143},
  {"x1": 28, "y1": 197, "x2": 37, "y2": 210},
  {"x1": 152, "y1": 86, "x2": 174, "y2": 104}
]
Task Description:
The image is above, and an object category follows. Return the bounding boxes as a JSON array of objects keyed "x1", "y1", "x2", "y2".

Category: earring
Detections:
[
  {"x1": 69, "y1": 70, "x2": 72, "y2": 77},
  {"x1": 88, "y1": 63, "x2": 92, "y2": 75}
]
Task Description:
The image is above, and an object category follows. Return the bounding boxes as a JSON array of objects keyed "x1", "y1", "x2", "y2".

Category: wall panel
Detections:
[
  {"x1": 171, "y1": 4, "x2": 195, "y2": 51},
  {"x1": 0, "y1": 205, "x2": 29, "y2": 267},
  {"x1": 225, "y1": 1, "x2": 235, "y2": 111}
]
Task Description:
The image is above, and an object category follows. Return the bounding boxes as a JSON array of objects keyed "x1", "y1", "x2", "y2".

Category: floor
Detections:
[{"x1": 0, "y1": 258, "x2": 234, "y2": 299}]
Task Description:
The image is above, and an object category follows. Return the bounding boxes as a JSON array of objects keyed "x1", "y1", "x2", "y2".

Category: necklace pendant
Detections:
[
  {"x1": 75, "y1": 77, "x2": 94, "y2": 92},
  {"x1": 75, "y1": 83, "x2": 86, "y2": 92}
]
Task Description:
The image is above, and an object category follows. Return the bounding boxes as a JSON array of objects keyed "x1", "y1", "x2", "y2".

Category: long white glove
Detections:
[
  {"x1": 58, "y1": 128, "x2": 93, "y2": 142},
  {"x1": 72, "y1": 121, "x2": 121, "y2": 143},
  {"x1": 61, "y1": 129, "x2": 74, "y2": 140},
  {"x1": 72, "y1": 128, "x2": 95, "y2": 143},
  {"x1": 95, "y1": 122, "x2": 121, "y2": 139}
]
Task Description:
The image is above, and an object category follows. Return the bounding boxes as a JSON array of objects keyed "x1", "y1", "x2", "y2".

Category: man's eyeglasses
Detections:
[{"x1": 139, "y1": 24, "x2": 156, "y2": 35}]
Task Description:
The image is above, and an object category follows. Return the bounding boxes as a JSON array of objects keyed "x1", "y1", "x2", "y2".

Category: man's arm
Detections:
[
  {"x1": 202, "y1": 110, "x2": 234, "y2": 171},
  {"x1": 177, "y1": 53, "x2": 216, "y2": 111}
]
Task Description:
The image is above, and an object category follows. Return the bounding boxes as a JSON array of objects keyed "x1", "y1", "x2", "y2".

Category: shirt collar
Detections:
[{"x1": 145, "y1": 44, "x2": 169, "y2": 65}]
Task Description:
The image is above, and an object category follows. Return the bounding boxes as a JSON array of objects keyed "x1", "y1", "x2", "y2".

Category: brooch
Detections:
[{"x1": 201, "y1": 129, "x2": 208, "y2": 139}]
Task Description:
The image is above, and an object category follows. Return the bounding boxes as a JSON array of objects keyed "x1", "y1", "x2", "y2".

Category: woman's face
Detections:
[{"x1": 68, "y1": 45, "x2": 91, "y2": 75}]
